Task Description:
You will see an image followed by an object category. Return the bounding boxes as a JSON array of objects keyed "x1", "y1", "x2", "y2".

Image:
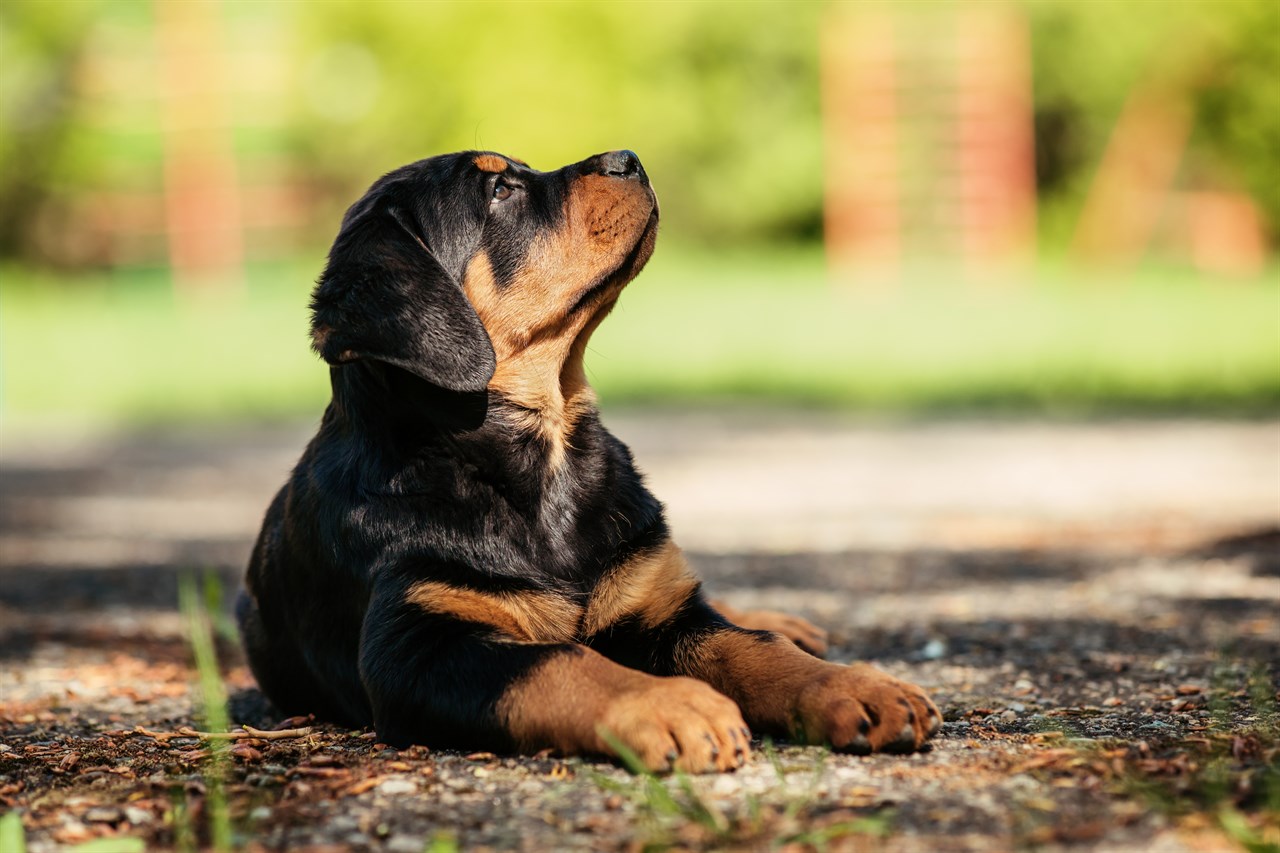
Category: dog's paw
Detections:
[
  {"x1": 793, "y1": 663, "x2": 940, "y2": 754},
  {"x1": 729, "y1": 609, "x2": 829, "y2": 658},
  {"x1": 597, "y1": 676, "x2": 751, "y2": 774}
]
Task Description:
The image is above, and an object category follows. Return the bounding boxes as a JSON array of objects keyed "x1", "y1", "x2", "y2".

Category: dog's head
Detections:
[{"x1": 310, "y1": 150, "x2": 658, "y2": 397}]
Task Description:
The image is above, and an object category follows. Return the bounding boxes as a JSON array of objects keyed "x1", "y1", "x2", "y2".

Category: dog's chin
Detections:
[
  {"x1": 605, "y1": 206, "x2": 661, "y2": 291},
  {"x1": 568, "y1": 208, "x2": 659, "y2": 316},
  {"x1": 621, "y1": 207, "x2": 659, "y2": 282}
]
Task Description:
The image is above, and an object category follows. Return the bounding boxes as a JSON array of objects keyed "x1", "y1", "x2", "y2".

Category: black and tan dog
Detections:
[{"x1": 237, "y1": 150, "x2": 940, "y2": 772}]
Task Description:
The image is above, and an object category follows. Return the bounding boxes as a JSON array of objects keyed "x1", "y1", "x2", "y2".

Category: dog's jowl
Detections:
[{"x1": 237, "y1": 150, "x2": 940, "y2": 772}]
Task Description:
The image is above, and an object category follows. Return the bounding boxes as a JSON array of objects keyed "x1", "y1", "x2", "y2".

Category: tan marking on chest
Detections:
[
  {"x1": 406, "y1": 581, "x2": 580, "y2": 643},
  {"x1": 462, "y1": 251, "x2": 604, "y2": 468},
  {"x1": 582, "y1": 540, "x2": 700, "y2": 636}
]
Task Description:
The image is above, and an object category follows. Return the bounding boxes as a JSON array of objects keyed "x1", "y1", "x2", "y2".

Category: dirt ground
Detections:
[{"x1": 2, "y1": 413, "x2": 1278, "y2": 852}]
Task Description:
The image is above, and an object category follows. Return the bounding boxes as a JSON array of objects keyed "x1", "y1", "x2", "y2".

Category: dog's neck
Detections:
[
  {"x1": 486, "y1": 296, "x2": 618, "y2": 469},
  {"x1": 325, "y1": 341, "x2": 608, "y2": 481}
]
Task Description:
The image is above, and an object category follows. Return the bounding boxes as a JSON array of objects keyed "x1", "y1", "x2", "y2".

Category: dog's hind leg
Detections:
[{"x1": 235, "y1": 588, "x2": 351, "y2": 724}]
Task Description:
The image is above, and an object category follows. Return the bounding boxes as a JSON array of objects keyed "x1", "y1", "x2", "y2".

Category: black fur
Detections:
[{"x1": 238, "y1": 150, "x2": 731, "y2": 748}]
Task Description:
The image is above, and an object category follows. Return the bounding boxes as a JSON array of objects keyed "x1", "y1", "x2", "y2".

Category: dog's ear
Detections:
[{"x1": 310, "y1": 206, "x2": 496, "y2": 393}]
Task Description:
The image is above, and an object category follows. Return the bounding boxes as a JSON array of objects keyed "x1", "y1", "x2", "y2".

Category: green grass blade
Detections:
[{"x1": 0, "y1": 812, "x2": 27, "y2": 853}]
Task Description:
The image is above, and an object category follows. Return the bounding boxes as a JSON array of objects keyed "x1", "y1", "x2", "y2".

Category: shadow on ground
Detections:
[{"x1": 1, "y1": 422, "x2": 1277, "y2": 851}]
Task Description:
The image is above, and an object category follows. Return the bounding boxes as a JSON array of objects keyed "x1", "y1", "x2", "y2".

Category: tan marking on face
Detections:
[
  {"x1": 405, "y1": 581, "x2": 579, "y2": 644},
  {"x1": 582, "y1": 541, "x2": 700, "y2": 636},
  {"x1": 461, "y1": 174, "x2": 655, "y2": 466},
  {"x1": 474, "y1": 154, "x2": 509, "y2": 173}
]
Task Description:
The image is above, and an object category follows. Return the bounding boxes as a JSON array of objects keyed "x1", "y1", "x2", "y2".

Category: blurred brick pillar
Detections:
[
  {"x1": 823, "y1": 7, "x2": 1036, "y2": 287},
  {"x1": 822, "y1": 8, "x2": 900, "y2": 286},
  {"x1": 1071, "y1": 86, "x2": 1192, "y2": 268},
  {"x1": 154, "y1": 0, "x2": 243, "y2": 295},
  {"x1": 954, "y1": 8, "x2": 1037, "y2": 272}
]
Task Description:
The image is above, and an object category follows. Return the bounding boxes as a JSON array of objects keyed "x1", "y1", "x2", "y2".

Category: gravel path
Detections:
[{"x1": 2, "y1": 414, "x2": 1277, "y2": 851}]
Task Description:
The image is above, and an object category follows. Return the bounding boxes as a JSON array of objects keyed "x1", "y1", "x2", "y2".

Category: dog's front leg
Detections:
[
  {"x1": 682, "y1": 610, "x2": 942, "y2": 753},
  {"x1": 594, "y1": 592, "x2": 941, "y2": 754},
  {"x1": 359, "y1": 574, "x2": 749, "y2": 772},
  {"x1": 708, "y1": 598, "x2": 829, "y2": 658}
]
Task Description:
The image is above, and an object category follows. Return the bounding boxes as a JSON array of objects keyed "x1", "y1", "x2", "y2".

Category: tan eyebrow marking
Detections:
[{"x1": 474, "y1": 154, "x2": 509, "y2": 173}]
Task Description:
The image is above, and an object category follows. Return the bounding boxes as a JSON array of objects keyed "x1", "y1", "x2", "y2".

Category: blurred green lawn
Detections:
[{"x1": 3, "y1": 250, "x2": 1278, "y2": 429}]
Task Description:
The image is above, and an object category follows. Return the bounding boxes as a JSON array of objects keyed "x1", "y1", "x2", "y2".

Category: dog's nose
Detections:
[{"x1": 596, "y1": 150, "x2": 647, "y2": 183}]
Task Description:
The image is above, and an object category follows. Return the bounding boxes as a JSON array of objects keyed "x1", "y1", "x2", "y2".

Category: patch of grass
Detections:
[
  {"x1": 590, "y1": 732, "x2": 890, "y2": 851},
  {"x1": 424, "y1": 833, "x2": 461, "y2": 853},
  {"x1": 0, "y1": 812, "x2": 26, "y2": 853},
  {"x1": 2, "y1": 252, "x2": 1278, "y2": 428},
  {"x1": 1, "y1": 260, "x2": 329, "y2": 428},
  {"x1": 591, "y1": 253, "x2": 1280, "y2": 415},
  {"x1": 177, "y1": 572, "x2": 236, "y2": 852},
  {"x1": 66, "y1": 838, "x2": 146, "y2": 853},
  {"x1": 1151, "y1": 662, "x2": 1279, "y2": 817},
  {"x1": 1071, "y1": 661, "x2": 1277, "y2": 850},
  {"x1": 592, "y1": 729, "x2": 729, "y2": 843},
  {"x1": 1008, "y1": 657, "x2": 1279, "y2": 849}
]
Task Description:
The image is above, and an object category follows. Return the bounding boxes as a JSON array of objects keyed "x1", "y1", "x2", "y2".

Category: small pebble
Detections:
[
  {"x1": 711, "y1": 775, "x2": 739, "y2": 796},
  {"x1": 920, "y1": 639, "x2": 947, "y2": 660},
  {"x1": 123, "y1": 807, "x2": 152, "y2": 825},
  {"x1": 386, "y1": 833, "x2": 421, "y2": 852},
  {"x1": 329, "y1": 816, "x2": 359, "y2": 833},
  {"x1": 378, "y1": 778, "x2": 417, "y2": 795}
]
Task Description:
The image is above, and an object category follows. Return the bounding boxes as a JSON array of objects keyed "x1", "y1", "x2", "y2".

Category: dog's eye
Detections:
[{"x1": 492, "y1": 180, "x2": 513, "y2": 203}]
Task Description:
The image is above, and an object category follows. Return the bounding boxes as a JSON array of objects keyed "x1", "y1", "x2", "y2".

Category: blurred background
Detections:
[
  {"x1": 2, "y1": 0, "x2": 1277, "y2": 427},
  {"x1": 2, "y1": 9, "x2": 1278, "y2": 850}
]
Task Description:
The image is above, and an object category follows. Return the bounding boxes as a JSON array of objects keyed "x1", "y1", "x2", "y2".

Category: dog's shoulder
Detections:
[{"x1": 274, "y1": 393, "x2": 666, "y2": 588}]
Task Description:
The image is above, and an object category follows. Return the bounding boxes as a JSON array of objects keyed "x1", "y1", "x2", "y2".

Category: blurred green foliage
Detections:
[
  {"x1": 286, "y1": 1, "x2": 825, "y2": 245},
  {"x1": 0, "y1": 0, "x2": 96, "y2": 259},
  {"x1": 1026, "y1": 0, "x2": 1280, "y2": 245},
  {"x1": 1, "y1": 0, "x2": 1276, "y2": 264}
]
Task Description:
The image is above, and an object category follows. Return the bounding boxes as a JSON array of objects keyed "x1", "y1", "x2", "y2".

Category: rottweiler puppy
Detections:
[{"x1": 237, "y1": 150, "x2": 940, "y2": 772}]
